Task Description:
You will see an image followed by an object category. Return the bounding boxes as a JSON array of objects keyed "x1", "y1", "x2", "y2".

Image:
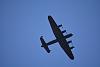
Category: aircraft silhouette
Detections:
[{"x1": 40, "y1": 16, "x2": 74, "y2": 60}]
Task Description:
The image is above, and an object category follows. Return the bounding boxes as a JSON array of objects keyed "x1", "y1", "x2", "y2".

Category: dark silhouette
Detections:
[{"x1": 40, "y1": 16, "x2": 74, "y2": 60}]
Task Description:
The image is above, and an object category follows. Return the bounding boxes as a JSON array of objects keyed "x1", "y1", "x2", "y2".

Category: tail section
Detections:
[{"x1": 40, "y1": 36, "x2": 51, "y2": 53}]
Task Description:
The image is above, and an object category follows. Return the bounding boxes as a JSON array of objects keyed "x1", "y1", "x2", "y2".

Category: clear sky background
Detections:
[{"x1": 0, "y1": 0, "x2": 100, "y2": 67}]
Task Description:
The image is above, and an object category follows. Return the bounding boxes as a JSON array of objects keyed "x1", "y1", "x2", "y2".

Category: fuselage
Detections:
[{"x1": 48, "y1": 16, "x2": 74, "y2": 60}]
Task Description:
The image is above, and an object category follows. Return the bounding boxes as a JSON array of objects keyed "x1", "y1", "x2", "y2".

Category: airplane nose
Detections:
[
  {"x1": 70, "y1": 33, "x2": 73, "y2": 36},
  {"x1": 70, "y1": 33, "x2": 73, "y2": 37}
]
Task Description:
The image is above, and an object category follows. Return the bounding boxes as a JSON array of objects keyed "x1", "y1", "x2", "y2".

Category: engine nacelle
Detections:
[
  {"x1": 62, "y1": 30, "x2": 66, "y2": 33},
  {"x1": 64, "y1": 33, "x2": 73, "y2": 39},
  {"x1": 70, "y1": 46, "x2": 75, "y2": 49},
  {"x1": 67, "y1": 40, "x2": 72, "y2": 44},
  {"x1": 58, "y1": 24, "x2": 62, "y2": 27}
]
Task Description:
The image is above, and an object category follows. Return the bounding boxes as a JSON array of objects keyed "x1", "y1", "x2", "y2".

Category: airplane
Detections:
[{"x1": 40, "y1": 16, "x2": 74, "y2": 60}]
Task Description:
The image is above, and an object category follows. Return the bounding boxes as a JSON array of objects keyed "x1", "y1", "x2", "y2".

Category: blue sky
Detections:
[{"x1": 0, "y1": 0, "x2": 100, "y2": 67}]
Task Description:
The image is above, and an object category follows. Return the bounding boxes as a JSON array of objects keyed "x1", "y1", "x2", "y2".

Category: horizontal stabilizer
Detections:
[{"x1": 40, "y1": 36, "x2": 51, "y2": 53}]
